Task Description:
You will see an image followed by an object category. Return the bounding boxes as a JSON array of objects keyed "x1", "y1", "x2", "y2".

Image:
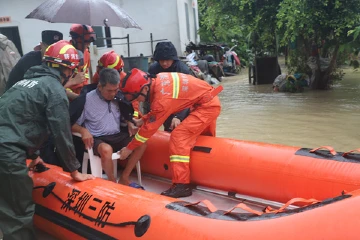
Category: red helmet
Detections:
[
  {"x1": 98, "y1": 51, "x2": 124, "y2": 71},
  {"x1": 43, "y1": 40, "x2": 80, "y2": 69},
  {"x1": 120, "y1": 68, "x2": 151, "y2": 101},
  {"x1": 70, "y1": 24, "x2": 96, "y2": 42}
]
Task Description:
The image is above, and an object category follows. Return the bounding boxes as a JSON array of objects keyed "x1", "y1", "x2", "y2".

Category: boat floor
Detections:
[
  {"x1": 36, "y1": 170, "x2": 292, "y2": 239},
  {"x1": 129, "y1": 172, "x2": 281, "y2": 212}
]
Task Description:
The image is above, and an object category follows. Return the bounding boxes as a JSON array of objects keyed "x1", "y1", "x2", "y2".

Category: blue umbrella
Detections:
[{"x1": 26, "y1": 0, "x2": 141, "y2": 29}]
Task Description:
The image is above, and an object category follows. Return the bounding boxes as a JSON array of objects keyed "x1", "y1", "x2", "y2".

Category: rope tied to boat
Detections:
[
  {"x1": 342, "y1": 148, "x2": 360, "y2": 157},
  {"x1": 224, "y1": 197, "x2": 320, "y2": 216},
  {"x1": 309, "y1": 146, "x2": 337, "y2": 156},
  {"x1": 184, "y1": 199, "x2": 218, "y2": 212}
]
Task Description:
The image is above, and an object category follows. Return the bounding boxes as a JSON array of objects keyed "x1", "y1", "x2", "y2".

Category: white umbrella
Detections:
[{"x1": 26, "y1": 0, "x2": 141, "y2": 29}]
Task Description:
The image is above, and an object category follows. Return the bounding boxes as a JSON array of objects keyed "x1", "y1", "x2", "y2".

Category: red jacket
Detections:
[{"x1": 127, "y1": 72, "x2": 221, "y2": 150}]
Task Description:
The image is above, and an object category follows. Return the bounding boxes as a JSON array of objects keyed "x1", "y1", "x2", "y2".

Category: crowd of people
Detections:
[{"x1": 0, "y1": 25, "x2": 222, "y2": 239}]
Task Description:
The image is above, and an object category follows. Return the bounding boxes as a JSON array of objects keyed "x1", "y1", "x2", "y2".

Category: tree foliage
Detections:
[
  {"x1": 238, "y1": 0, "x2": 282, "y2": 54},
  {"x1": 277, "y1": 0, "x2": 360, "y2": 88},
  {"x1": 198, "y1": 0, "x2": 360, "y2": 89},
  {"x1": 198, "y1": 0, "x2": 243, "y2": 43}
]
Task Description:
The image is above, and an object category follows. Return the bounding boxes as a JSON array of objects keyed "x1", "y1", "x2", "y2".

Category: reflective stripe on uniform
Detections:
[
  {"x1": 170, "y1": 155, "x2": 190, "y2": 163},
  {"x1": 108, "y1": 56, "x2": 120, "y2": 69},
  {"x1": 83, "y1": 64, "x2": 89, "y2": 79},
  {"x1": 171, "y1": 73, "x2": 180, "y2": 99},
  {"x1": 133, "y1": 111, "x2": 139, "y2": 117},
  {"x1": 135, "y1": 132, "x2": 148, "y2": 143}
]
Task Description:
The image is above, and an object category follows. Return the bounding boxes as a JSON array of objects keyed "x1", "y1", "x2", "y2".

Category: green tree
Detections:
[
  {"x1": 277, "y1": 0, "x2": 360, "y2": 89},
  {"x1": 238, "y1": 0, "x2": 282, "y2": 55},
  {"x1": 198, "y1": 0, "x2": 243, "y2": 43},
  {"x1": 198, "y1": 0, "x2": 360, "y2": 89},
  {"x1": 198, "y1": 0, "x2": 281, "y2": 65}
]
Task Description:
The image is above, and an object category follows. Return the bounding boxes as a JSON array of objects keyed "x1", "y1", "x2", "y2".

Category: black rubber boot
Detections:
[{"x1": 161, "y1": 183, "x2": 192, "y2": 198}]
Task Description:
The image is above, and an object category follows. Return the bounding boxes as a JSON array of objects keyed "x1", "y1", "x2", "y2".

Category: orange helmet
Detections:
[
  {"x1": 98, "y1": 51, "x2": 124, "y2": 71},
  {"x1": 43, "y1": 40, "x2": 80, "y2": 69},
  {"x1": 120, "y1": 68, "x2": 151, "y2": 101},
  {"x1": 70, "y1": 24, "x2": 96, "y2": 42}
]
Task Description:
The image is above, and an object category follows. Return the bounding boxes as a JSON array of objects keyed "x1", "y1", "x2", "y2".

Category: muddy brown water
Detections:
[{"x1": 216, "y1": 68, "x2": 360, "y2": 151}]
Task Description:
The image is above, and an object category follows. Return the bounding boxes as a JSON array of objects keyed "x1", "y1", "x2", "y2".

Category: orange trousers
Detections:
[{"x1": 169, "y1": 97, "x2": 221, "y2": 184}]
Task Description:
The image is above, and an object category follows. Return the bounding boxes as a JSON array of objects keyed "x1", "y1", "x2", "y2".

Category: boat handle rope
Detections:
[
  {"x1": 33, "y1": 183, "x2": 151, "y2": 237},
  {"x1": 263, "y1": 198, "x2": 320, "y2": 214},
  {"x1": 224, "y1": 197, "x2": 320, "y2": 216},
  {"x1": 342, "y1": 148, "x2": 360, "y2": 157},
  {"x1": 224, "y1": 203, "x2": 263, "y2": 216},
  {"x1": 309, "y1": 146, "x2": 337, "y2": 156},
  {"x1": 184, "y1": 199, "x2": 218, "y2": 212}
]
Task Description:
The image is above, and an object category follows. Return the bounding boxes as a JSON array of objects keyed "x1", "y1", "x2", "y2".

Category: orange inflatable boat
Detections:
[
  {"x1": 32, "y1": 131, "x2": 360, "y2": 239},
  {"x1": 138, "y1": 131, "x2": 360, "y2": 203}
]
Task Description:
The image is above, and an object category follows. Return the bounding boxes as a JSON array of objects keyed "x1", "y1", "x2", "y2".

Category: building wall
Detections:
[
  {"x1": 0, "y1": 0, "x2": 71, "y2": 56},
  {"x1": 119, "y1": 0, "x2": 199, "y2": 57},
  {"x1": 0, "y1": 0, "x2": 199, "y2": 73},
  {"x1": 119, "y1": 0, "x2": 178, "y2": 57},
  {"x1": 176, "y1": 0, "x2": 199, "y2": 55}
]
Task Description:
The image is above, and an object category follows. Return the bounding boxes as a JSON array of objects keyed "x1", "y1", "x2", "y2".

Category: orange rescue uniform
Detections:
[
  {"x1": 126, "y1": 72, "x2": 222, "y2": 184},
  {"x1": 69, "y1": 49, "x2": 91, "y2": 94}
]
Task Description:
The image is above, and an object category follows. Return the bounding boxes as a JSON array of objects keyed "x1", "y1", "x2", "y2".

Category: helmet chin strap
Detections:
[
  {"x1": 142, "y1": 84, "x2": 151, "y2": 114},
  {"x1": 60, "y1": 71, "x2": 72, "y2": 86},
  {"x1": 139, "y1": 92, "x2": 148, "y2": 98},
  {"x1": 136, "y1": 79, "x2": 151, "y2": 101},
  {"x1": 71, "y1": 38, "x2": 85, "y2": 53}
]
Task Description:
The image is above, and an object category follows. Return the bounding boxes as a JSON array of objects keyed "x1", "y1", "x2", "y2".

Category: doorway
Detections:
[{"x1": 0, "y1": 26, "x2": 23, "y2": 56}]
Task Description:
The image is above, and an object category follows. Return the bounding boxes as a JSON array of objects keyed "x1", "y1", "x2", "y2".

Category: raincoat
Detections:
[{"x1": 0, "y1": 64, "x2": 80, "y2": 240}]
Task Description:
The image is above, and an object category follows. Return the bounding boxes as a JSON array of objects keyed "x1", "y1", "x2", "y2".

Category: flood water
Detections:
[{"x1": 216, "y1": 67, "x2": 360, "y2": 152}]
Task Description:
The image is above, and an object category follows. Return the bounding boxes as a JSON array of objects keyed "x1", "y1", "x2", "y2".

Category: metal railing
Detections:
[{"x1": 97, "y1": 33, "x2": 167, "y2": 57}]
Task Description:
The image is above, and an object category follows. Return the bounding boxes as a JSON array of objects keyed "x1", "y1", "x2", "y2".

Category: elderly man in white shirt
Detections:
[{"x1": 72, "y1": 68, "x2": 146, "y2": 189}]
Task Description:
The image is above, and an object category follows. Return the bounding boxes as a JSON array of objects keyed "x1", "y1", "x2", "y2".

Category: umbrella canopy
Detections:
[{"x1": 26, "y1": 0, "x2": 141, "y2": 29}]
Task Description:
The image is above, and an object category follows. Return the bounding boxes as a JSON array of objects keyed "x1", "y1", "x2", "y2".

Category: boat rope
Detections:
[
  {"x1": 224, "y1": 197, "x2": 320, "y2": 216},
  {"x1": 181, "y1": 197, "x2": 320, "y2": 216},
  {"x1": 342, "y1": 148, "x2": 360, "y2": 157},
  {"x1": 310, "y1": 146, "x2": 337, "y2": 156}
]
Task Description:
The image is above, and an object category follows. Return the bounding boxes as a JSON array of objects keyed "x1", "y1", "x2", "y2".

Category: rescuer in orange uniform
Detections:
[
  {"x1": 68, "y1": 24, "x2": 96, "y2": 97},
  {"x1": 119, "y1": 68, "x2": 222, "y2": 198},
  {"x1": 92, "y1": 50, "x2": 126, "y2": 83}
]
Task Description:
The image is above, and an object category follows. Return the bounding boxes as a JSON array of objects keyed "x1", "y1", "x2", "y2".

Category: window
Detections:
[
  {"x1": 93, "y1": 26, "x2": 104, "y2": 47},
  {"x1": 185, "y1": 3, "x2": 191, "y2": 41},
  {"x1": 92, "y1": 26, "x2": 112, "y2": 48}
]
